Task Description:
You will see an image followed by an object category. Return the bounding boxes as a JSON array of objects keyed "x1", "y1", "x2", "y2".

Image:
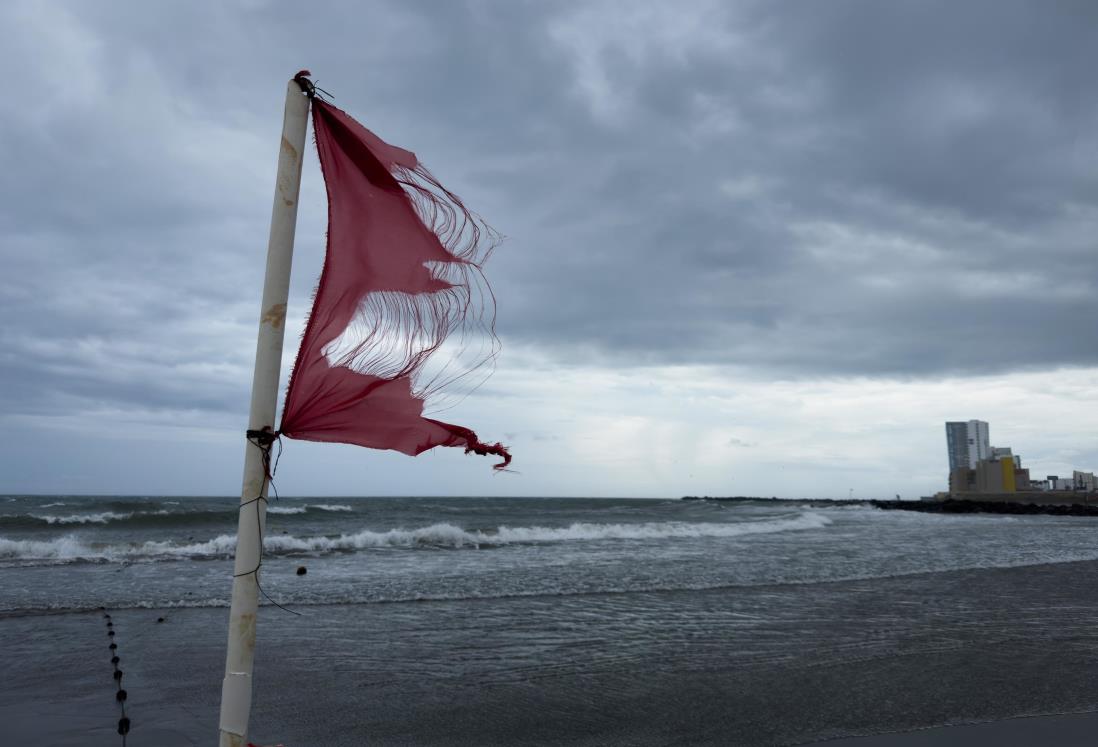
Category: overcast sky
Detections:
[{"x1": 3, "y1": 0, "x2": 1098, "y2": 498}]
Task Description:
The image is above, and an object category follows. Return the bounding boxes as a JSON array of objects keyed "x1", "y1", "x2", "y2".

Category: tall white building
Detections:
[{"x1": 945, "y1": 420, "x2": 990, "y2": 470}]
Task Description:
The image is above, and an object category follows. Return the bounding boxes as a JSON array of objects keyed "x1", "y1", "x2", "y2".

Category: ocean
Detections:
[{"x1": 4, "y1": 495, "x2": 1098, "y2": 745}]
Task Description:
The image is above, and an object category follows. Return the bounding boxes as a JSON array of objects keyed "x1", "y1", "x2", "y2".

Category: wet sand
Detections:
[
  {"x1": 813, "y1": 710, "x2": 1098, "y2": 746},
  {"x1": 6, "y1": 559, "x2": 1098, "y2": 746}
]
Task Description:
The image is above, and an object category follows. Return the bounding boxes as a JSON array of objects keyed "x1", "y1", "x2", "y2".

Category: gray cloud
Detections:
[{"x1": 3, "y1": 0, "x2": 1098, "y2": 429}]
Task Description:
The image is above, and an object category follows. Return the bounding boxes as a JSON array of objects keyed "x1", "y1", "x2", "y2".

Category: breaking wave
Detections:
[
  {"x1": 28, "y1": 511, "x2": 170, "y2": 525},
  {"x1": 0, "y1": 513, "x2": 830, "y2": 566},
  {"x1": 258, "y1": 503, "x2": 353, "y2": 515}
]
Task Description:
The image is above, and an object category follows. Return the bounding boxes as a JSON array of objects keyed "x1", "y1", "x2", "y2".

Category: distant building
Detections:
[
  {"x1": 945, "y1": 420, "x2": 990, "y2": 470},
  {"x1": 943, "y1": 425, "x2": 1096, "y2": 498},
  {"x1": 975, "y1": 457, "x2": 1017, "y2": 493},
  {"x1": 1014, "y1": 467, "x2": 1030, "y2": 489},
  {"x1": 990, "y1": 446, "x2": 1022, "y2": 468},
  {"x1": 949, "y1": 467, "x2": 975, "y2": 494},
  {"x1": 1074, "y1": 471, "x2": 1097, "y2": 492}
]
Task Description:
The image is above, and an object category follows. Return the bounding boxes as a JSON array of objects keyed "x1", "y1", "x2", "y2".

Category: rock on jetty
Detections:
[
  {"x1": 870, "y1": 498, "x2": 1098, "y2": 517},
  {"x1": 681, "y1": 495, "x2": 1098, "y2": 517}
]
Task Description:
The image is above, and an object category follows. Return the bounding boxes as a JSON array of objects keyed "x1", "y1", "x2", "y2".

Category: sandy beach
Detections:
[
  {"x1": 814, "y1": 711, "x2": 1098, "y2": 746},
  {"x1": 7, "y1": 555, "x2": 1098, "y2": 746}
]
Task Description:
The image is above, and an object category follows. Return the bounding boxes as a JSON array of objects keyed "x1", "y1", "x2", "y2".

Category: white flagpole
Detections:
[{"x1": 219, "y1": 76, "x2": 311, "y2": 747}]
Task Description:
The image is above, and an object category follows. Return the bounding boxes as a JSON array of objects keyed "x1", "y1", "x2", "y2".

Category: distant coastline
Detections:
[{"x1": 681, "y1": 495, "x2": 1098, "y2": 517}]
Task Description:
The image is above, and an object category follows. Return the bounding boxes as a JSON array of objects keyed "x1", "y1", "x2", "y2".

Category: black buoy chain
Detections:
[{"x1": 101, "y1": 609, "x2": 129, "y2": 745}]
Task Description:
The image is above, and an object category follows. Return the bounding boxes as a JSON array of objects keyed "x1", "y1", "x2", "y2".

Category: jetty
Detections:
[{"x1": 681, "y1": 495, "x2": 1098, "y2": 517}]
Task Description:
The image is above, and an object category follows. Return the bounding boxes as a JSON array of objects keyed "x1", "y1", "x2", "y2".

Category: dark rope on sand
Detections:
[
  {"x1": 236, "y1": 429, "x2": 301, "y2": 616},
  {"x1": 101, "y1": 609, "x2": 130, "y2": 745}
]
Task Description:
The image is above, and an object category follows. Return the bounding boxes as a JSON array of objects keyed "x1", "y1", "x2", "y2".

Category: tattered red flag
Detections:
[{"x1": 278, "y1": 99, "x2": 510, "y2": 469}]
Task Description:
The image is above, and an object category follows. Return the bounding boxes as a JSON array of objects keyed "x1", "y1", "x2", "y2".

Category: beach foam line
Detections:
[{"x1": 14, "y1": 553, "x2": 1098, "y2": 615}]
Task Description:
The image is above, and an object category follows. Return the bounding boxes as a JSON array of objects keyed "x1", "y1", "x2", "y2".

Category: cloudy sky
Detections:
[{"x1": 3, "y1": 0, "x2": 1098, "y2": 498}]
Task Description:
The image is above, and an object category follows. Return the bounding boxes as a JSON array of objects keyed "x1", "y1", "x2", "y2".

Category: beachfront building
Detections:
[
  {"x1": 949, "y1": 455, "x2": 1030, "y2": 494},
  {"x1": 943, "y1": 422, "x2": 1098, "y2": 500},
  {"x1": 945, "y1": 420, "x2": 990, "y2": 470}
]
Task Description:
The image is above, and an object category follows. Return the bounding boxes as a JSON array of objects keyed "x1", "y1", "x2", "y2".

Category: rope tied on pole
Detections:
[{"x1": 235, "y1": 429, "x2": 300, "y2": 616}]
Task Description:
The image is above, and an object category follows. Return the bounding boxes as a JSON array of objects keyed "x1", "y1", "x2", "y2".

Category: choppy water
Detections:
[
  {"x1": 4, "y1": 494, "x2": 1098, "y2": 614},
  {"x1": 7, "y1": 495, "x2": 1098, "y2": 745}
]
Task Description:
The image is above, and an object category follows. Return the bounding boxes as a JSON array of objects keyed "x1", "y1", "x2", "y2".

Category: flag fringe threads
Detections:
[{"x1": 279, "y1": 99, "x2": 510, "y2": 469}]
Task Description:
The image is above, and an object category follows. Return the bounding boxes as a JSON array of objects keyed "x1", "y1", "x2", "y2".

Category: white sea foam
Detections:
[
  {"x1": 268, "y1": 504, "x2": 352, "y2": 515},
  {"x1": 29, "y1": 509, "x2": 174, "y2": 525},
  {"x1": 0, "y1": 513, "x2": 831, "y2": 564},
  {"x1": 0, "y1": 535, "x2": 106, "y2": 563},
  {"x1": 838, "y1": 504, "x2": 1021, "y2": 523},
  {"x1": 40, "y1": 502, "x2": 67, "y2": 508},
  {"x1": 185, "y1": 513, "x2": 834, "y2": 554},
  {"x1": 31, "y1": 511, "x2": 134, "y2": 525},
  {"x1": 141, "y1": 534, "x2": 240, "y2": 557}
]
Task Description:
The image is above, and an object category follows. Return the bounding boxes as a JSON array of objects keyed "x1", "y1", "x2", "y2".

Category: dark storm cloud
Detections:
[
  {"x1": 3, "y1": 0, "x2": 1098, "y2": 424},
  {"x1": 496, "y1": 0, "x2": 1098, "y2": 376}
]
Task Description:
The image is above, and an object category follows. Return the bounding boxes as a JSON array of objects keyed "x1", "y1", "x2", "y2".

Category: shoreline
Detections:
[{"x1": 7, "y1": 559, "x2": 1098, "y2": 745}]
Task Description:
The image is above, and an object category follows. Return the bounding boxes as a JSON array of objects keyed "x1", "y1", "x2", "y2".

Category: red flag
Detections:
[{"x1": 279, "y1": 99, "x2": 510, "y2": 469}]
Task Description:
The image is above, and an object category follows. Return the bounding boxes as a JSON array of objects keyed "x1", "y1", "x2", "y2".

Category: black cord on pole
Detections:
[{"x1": 237, "y1": 429, "x2": 301, "y2": 616}]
